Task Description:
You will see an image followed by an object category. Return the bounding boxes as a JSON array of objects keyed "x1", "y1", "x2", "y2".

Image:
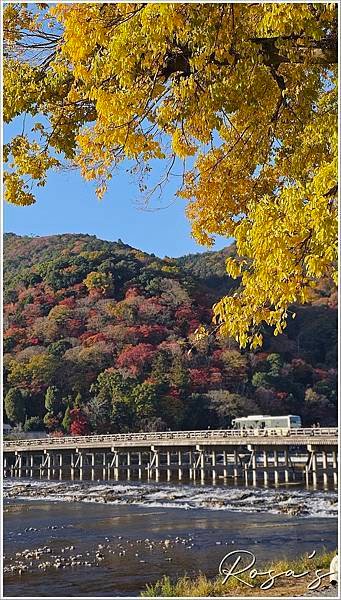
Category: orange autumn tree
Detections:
[{"x1": 3, "y1": 2, "x2": 338, "y2": 348}]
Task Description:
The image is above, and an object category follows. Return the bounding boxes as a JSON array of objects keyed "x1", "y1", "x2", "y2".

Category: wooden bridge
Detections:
[{"x1": 3, "y1": 427, "x2": 338, "y2": 488}]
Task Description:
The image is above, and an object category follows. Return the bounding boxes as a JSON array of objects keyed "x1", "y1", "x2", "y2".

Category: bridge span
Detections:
[{"x1": 3, "y1": 427, "x2": 338, "y2": 488}]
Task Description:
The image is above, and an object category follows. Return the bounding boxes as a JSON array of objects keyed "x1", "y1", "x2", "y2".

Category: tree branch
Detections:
[{"x1": 250, "y1": 34, "x2": 337, "y2": 66}]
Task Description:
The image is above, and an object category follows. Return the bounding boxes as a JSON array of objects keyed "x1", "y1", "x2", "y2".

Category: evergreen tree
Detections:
[
  {"x1": 151, "y1": 352, "x2": 169, "y2": 389},
  {"x1": 62, "y1": 406, "x2": 71, "y2": 433},
  {"x1": 74, "y1": 392, "x2": 82, "y2": 408},
  {"x1": 131, "y1": 382, "x2": 158, "y2": 421},
  {"x1": 267, "y1": 354, "x2": 283, "y2": 377},
  {"x1": 4, "y1": 388, "x2": 25, "y2": 424},
  {"x1": 169, "y1": 356, "x2": 189, "y2": 390},
  {"x1": 44, "y1": 386, "x2": 59, "y2": 413}
]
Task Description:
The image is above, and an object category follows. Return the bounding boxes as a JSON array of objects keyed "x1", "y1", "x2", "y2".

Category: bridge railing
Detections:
[{"x1": 3, "y1": 427, "x2": 338, "y2": 450}]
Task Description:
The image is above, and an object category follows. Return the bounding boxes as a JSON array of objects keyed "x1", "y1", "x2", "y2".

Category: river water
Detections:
[{"x1": 3, "y1": 478, "x2": 338, "y2": 597}]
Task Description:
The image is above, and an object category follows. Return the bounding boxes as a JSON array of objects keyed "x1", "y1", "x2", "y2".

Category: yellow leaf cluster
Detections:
[{"x1": 3, "y1": 2, "x2": 338, "y2": 347}]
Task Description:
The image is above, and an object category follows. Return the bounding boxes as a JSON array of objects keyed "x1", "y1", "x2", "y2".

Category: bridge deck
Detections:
[{"x1": 3, "y1": 427, "x2": 338, "y2": 453}]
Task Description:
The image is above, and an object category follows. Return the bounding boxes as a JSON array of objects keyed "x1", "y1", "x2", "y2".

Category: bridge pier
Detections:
[
  {"x1": 244, "y1": 457, "x2": 249, "y2": 486},
  {"x1": 322, "y1": 450, "x2": 328, "y2": 488},
  {"x1": 311, "y1": 451, "x2": 318, "y2": 488},
  {"x1": 251, "y1": 449, "x2": 257, "y2": 486},
  {"x1": 149, "y1": 446, "x2": 160, "y2": 481},
  {"x1": 70, "y1": 453, "x2": 75, "y2": 480},
  {"x1": 305, "y1": 450, "x2": 310, "y2": 486},
  {"x1": 199, "y1": 448, "x2": 205, "y2": 483},
  {"x1": 59, "y1": 454, "x2": 64, "y2": 480},
  {"x1": 273, "y1": 449, "x2": 279, "y2": 485},
  {"x1": 284, "y1": 448, "x2": 289, "y2": 483},
  {"x1": 332, "y1": 450, "x2": 338, "y2": 486},
  {"x1": 223, "y1": 450, "x2": 228, "y2": 480},
  {"x1": 16, "y1": 453, "x2": 22, "y2": 478},
  {"x1": 166, "y1": 450, "x2": 171, "y2": 481},
  {"x1": 155, "y1": 448, "x2": 160, "y2": 481},
  {"x1": 126, "y1": 451, "x2": 131, "y2": 480},
  {"x1": 115, "y1": 451, "x2": 120, "y2": 480},
  {"x1": 45, "y1": 452, "x2": 50, "y2": 479},
  {"x1": 108, "y1": 451, "x2": 117, "y2": 480},
  {"x1": 78, "y1": 452, "x2": 83, "y2": 481},
  {"x1": 102, "y1": 452, "x2": 106, "y2": 480},
  {"x1": 137, "y1": 451, "x2": 142, "y2": 479},
  {"x1": 51, "y1": 453, "x2": 56, "y2": 479},
  {"x1": 29, "y1": 454, "x2": 34, "y2": 478},
  {"x1": 212, "y1": 449, "x2": 216, "y2": 483},
  {"x1": 90, "y1": 453, "x2": 95, "y2": 481},
  {"x1": 233, "y1": 450, "x2": 239, "y2": 480},
  {"x1": 263, "y1": 449, "x2": 269, "y2": 486},
  {"x1": 178, "y1": 450, "x2": 183, "y2": 480}
]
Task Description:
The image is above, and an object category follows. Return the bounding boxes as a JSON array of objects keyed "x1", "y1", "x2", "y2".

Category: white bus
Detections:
[{"x1": 232, "y1": 414, "x2": 302, "y2": 431}]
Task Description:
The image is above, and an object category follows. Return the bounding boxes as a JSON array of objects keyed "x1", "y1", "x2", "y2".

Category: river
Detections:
[{"x1": 3, "y1": 478, "x2": 338, "y2": 597}]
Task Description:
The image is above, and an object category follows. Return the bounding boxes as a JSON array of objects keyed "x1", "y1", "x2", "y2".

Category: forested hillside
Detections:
[{"x1": 3, "y1": 233, "x2": 337, "y2": 435}]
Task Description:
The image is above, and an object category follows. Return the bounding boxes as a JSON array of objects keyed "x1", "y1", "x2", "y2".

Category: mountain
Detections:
[
  {"x1": 3, "y1": 233, "x2": 337, "y2": 435},
  {"x1": 177, "y1": 243, "x2": 237, "y2": 297}
]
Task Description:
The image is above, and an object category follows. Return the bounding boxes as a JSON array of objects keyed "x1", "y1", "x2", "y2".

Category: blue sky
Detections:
[{"x1": 4, "y1": 118, "x2": 230, "y2": 258}]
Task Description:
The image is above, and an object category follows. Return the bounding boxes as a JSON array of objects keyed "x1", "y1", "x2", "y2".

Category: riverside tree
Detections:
[
  {"x1": 4, "y1": 388, "x2": 26, "y2": 425},
  {"x1": 3, "y1": 2, "x2": 337, "y2": 348}
]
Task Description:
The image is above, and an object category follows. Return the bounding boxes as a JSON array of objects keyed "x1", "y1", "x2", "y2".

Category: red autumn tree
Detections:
[
  {"x1": 69, "y1": 408, "x2": 90, "y2": 436},
  {"x1": 116, "y1": 343, "x2": 156, "y2": 376}
]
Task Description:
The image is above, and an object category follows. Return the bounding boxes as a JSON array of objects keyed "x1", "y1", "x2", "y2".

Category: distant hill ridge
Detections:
[
  {"x1": 3, "y1": 232, "x2": 237, "y2": 299},
  {"x1": 3, "y1": 232, "x2": 337, "y2": 434}
]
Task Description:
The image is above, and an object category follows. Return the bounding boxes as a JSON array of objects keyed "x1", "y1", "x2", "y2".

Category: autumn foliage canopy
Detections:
[{"x1": 3, "y1": 2, "x2": 338, "y2": 347}]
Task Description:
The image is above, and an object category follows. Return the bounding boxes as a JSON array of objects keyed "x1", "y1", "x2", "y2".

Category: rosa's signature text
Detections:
[{"x1": 219, "y1": 550, "x2": 335, "y2": 591}]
